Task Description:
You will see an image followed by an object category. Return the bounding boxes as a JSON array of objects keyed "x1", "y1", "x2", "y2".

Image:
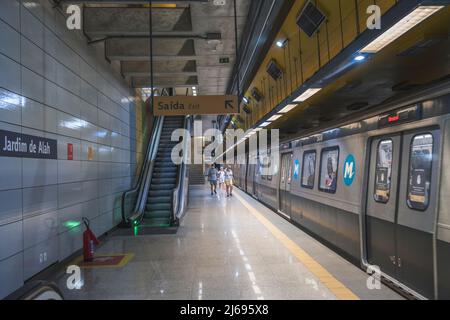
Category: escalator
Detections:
[
  {"x1": 121, "y1": 114, "x2": 191, "y2": 234},
  {"x1": 144, "y1": 116, "x2": 184, "y2": 227}
]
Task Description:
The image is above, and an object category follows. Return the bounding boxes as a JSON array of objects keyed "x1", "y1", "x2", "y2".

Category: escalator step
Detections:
[
  {"x1": 150, "y1": 184, "x2": 174, "y2": 190},
  {"x1": 147, "y1": 196, "x2": 172, "y2": 203},
  {"x1": 146, "y1": 203, "x2": 171, "y2": 211},
  {"x1": 149, "y1": 190, "x2": 173, "y2": 197},
  {"x1": 153, "y1": 167, "x2": 177, "y2": 172},
  {"x1": 153, "y1": 172, "x2": 177, "y2": 178},
  {"x1": 152, "y1": 178, "x2": 176, "y2": 184},
  {"x1": 144, "y1": 210, "x2": 172, "y2": 219},
  {"x1": 140, "y1": 218, "x2": 172, "y2": 228}
]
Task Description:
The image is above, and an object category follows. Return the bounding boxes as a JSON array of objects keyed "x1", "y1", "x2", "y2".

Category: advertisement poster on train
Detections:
[
  {"x1": 409, "y1": 168, "x2": 426, "y2": 204},
  {"x1": 375, "y1": 167, "x2": 389, "y2": 198}
]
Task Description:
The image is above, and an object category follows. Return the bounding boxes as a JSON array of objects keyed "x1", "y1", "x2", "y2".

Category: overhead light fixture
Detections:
[
  {"x1": 360, "y1": 6, "x2": 444, "y2": 53},
  {"x1": 354, "y1": 54, "x2": 366, "y2": 61},
  {"x1": 293, "y1": 88, "x2": 322, "y2": 102},
  {"x1": 259, "y1": 122, "x2": 271, "y2": 128},
  {"x1": 278, "y1": 104, "x2": 298, "y2": 114},
  {"x1": 276, "y1": 39, "x2": 288, "y2": 48},
  {"x1": 268, "y1": 114, "x2": 283, "y2": 122}
]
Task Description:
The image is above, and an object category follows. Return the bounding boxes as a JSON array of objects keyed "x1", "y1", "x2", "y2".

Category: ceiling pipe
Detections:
[{"x1": 88, "y1": 33, "x2": 221, "y2": 45}]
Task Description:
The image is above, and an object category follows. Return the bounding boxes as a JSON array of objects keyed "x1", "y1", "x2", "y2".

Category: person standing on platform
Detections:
[
  {"x1": 218, "y1": 167, "x2": 225, "y2": 191},
  {"x1": 225, "y1": 167, "x2": 234, "y2": 197},
  {"x1": 206, "y1": 164, "x2": 219, "y2": 196}
]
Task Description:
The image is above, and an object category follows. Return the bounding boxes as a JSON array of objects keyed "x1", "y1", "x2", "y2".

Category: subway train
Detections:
[{"x1": 231, "y1": 83, "x2": 450, "y2": 300}]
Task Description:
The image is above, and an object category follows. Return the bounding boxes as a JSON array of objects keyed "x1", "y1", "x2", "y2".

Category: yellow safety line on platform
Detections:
[
  {"x1": 71, "y1": 253, "x2": 135, "y2": 269},
  {"x1": 234, "y1": 192, "x2": 359, "y2": 301}
]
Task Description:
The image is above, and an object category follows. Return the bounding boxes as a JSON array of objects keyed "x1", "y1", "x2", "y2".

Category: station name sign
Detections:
[
  {"x1": 0, "y1": 130, "x2": 57, "y2": 159},
  {"x1": 153, "y1": 95, "x2": 239, "y2": 116}
]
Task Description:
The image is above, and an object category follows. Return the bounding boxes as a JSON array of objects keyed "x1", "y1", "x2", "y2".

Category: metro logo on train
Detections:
[
  {"x1": 343, "y1": 154, "x2": 356, "y2": 186},
  {"x1": 293, "y1": 159, "x2": 300, "y2": 180}
]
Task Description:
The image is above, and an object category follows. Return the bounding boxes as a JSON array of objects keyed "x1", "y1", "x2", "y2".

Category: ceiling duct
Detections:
[{"x1": 296, "y1": 1, "x2": 326, "y2": 38}]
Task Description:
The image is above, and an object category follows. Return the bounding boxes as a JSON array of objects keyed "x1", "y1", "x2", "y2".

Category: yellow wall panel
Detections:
[{"x1": 238, "y1": 0, "x2": 398, "y2": 130}]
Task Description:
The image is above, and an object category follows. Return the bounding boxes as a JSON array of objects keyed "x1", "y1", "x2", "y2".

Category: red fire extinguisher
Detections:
[{"x1": 82, "y1": 217, "x2": 100, "y2": 262}]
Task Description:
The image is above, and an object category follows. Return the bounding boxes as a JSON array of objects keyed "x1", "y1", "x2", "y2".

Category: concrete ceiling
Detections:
[{"x1": 80, "y1": 1, "x2": 251, "y2": 95}]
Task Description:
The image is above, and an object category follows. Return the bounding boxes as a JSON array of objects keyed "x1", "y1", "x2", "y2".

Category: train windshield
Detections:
[
  {"x1": 374, "y1": 140, "x2": 393, "y2": 203},
  {"x1": 407, "y1": 134, "x2": 433, "y2": 211}
]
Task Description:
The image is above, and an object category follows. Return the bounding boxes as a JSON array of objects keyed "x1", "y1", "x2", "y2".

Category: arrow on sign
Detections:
[{"x1": 225, "y1": 100, "x2": 235, "y2": 109}]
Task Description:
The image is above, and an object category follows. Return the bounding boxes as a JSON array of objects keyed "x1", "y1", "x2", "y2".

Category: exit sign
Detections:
[{"x1": 219, "y1": 57, "x2": 230, "y2": 64}]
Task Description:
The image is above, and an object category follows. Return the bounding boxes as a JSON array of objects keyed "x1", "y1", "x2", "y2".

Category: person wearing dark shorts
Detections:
[{"x1": 206, "y1": 164, "x2": 218, "y2": 195}]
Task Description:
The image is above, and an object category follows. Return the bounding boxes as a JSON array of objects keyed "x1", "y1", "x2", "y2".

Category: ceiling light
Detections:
[
  {"x1": 293, "y1": 88, "x2": 322, "y2": 102},
  {"x1": 259, "y1": 122, "x2": 271, "y2": 128},
  {"x1": 268, "y1": 114, "x2": 283, "y2": 122},
  {"x1": 278, "y1": 104, "x2": 298, "y2": 114},
  {"x1": 354, "y1": 54, "x2": 366, "y2": 61},
  {"x1": 276, "y1": 39, "x2": 288, "y2": 48},
  {"x1": 360, "y1": 6, "x2": 444, "y2": 53}
]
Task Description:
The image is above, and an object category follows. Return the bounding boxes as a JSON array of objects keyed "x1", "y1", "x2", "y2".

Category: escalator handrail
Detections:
[
  {"x1": 130, "y1": 116, "x2": 165, "y2": 224},
  {"x1": 172, "y1": 116, "x2": 192, "y2": 222},
  {"x1": 121, "y1": 116, "x2": 164, "y2": 225}
]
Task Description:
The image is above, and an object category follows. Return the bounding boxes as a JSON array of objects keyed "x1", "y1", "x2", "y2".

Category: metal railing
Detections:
[
  {"x1": 121, "y1": 115, "x2": 192, "y2": 228},
  {"x1": 121, "y1": 116, "x2": 164, "y2": 226},
  {"x1": 172, "y1": 116, "x2": 192, "y2": 223}
]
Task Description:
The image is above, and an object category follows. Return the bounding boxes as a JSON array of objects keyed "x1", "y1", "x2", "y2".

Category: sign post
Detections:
[{"x1": 153, "y1": 95, "x2": 239, "y2": 116}]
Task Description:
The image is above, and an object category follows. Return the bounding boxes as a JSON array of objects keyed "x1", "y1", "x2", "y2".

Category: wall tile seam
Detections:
[
  {"x1": 0, "y1": 121, "x2": 133, "y2": 151},
  {"x1": 18, "y1": 3, "x2": 133, "y2": 103},
  {"x1": 0, "y1": 92, "x2": 132, "y2": 141},
  {"x1": 12, "y1": 9, "x2": 132, "y2": 114},
  {"x1": 18, "y1": 60, "x2": 130, "y2": 124},
  {"x1": 1, "y1": 6, "x2": 131, "y2": 106},
  {"x1": 0, "y1": 59, "x2": 131, "y2": 131}
]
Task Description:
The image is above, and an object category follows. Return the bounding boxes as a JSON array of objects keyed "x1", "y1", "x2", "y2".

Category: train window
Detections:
[
  {"x1": 374, "y1": 140, "x2": 393, "y2": 204},
  {"x1": 319, "y1": 147, "x2": 339, "y2": 194},
  {"x1": 301, "y1": 150, "x2": 316, "y2": 189},
  {"x1": 407, "y1": 133, "x2": 433, "y2": 211}
]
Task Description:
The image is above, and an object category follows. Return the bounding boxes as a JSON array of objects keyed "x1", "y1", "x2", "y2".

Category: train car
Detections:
[{"x1": 235, "y1": 84, "x2": 450, "y2": 300}]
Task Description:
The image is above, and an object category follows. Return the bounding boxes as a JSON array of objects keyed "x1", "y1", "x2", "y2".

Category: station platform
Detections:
[{"x1": 46, "y1": 186, "x2": 402, "y2": 300}]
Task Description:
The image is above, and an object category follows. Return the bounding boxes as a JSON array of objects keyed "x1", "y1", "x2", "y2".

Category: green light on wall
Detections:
[{"x1": 63, "y1": 220, "x2": 82, "y2": 229}]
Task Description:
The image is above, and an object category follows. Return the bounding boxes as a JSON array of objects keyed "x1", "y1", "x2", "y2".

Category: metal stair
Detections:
[
  {"x1": 189, "y1": 164, "x2": 206, "y2": 185},
  {"x1": 142, "y1": 116, "x2": 185, "y2": 227}
]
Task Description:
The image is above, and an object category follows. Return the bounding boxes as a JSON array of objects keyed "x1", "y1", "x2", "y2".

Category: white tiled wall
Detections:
[{"x1": 0, "y1": 0, "x2": 136, "y2": 298}]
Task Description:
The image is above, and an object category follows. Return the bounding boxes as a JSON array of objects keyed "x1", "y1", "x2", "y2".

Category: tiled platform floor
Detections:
[{"x1": 47, "y1": 186, "x2": 402, "y2": 300}]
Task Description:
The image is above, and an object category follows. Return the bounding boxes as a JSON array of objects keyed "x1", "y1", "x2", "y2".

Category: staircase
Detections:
[
  {"x1": 189, "y1": 164, "x2": 205, "y2": 185},
  {"x1": 143, "y1": 116, "x2": 185, "y2": 227}
]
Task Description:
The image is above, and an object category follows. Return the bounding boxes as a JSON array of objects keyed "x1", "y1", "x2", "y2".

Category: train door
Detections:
[
  {"x1": 279, "y1": 153, "x2": 293, "y2": 217},
  {"x1": 253, "y1": 158, "x2": 259, "y2": 198},
  {"x1": 366, "y1": 129, "x2": 439, "y2": 298},
  {"x1": 247, "y1": 164, "x2": 255, "y2": 195}
]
